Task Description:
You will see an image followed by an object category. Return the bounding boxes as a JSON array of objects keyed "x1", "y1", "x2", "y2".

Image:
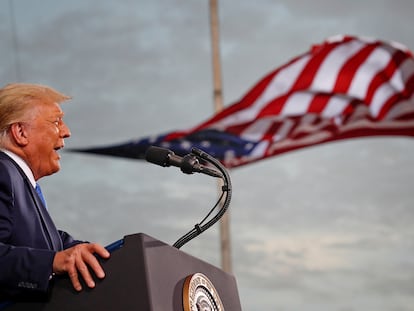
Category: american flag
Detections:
[{"x1": 73, "y1": 35, "x2": 414, "y2": 168}]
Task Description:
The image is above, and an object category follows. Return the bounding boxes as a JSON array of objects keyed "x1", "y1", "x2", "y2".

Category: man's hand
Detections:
[{"x1": 53, "y1": 243, "x2": 110, "y2": 291}]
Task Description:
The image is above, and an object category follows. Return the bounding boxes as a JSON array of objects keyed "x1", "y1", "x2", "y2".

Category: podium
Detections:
[{"x1": 7, "y1": 233, "x2": 242, "y2": 310}]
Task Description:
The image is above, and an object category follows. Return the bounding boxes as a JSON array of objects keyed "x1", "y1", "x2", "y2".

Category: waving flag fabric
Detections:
[{"x1": 73, "y1": 35, "x2": 414, "y2": 168}]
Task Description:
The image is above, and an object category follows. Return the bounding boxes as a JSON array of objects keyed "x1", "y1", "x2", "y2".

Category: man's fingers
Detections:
[
  {"x1": 90, "y1": 243, "x2": 111, "y2": 259},
  {"x1": 84, "y1": 243, "x2": 109, "y2": 279},
  {"x1": 76, "y1": 255, "x2": 96, "y2": 288},
  {"x1": 82, "y1": 250, "x2": 106, "y2": 280},
  {"x1": 67, "y1": 267, "x2": 82, "y2": 292},
  {"x1": 53, "y1": 243, "x2": 109, "y2": 291}
]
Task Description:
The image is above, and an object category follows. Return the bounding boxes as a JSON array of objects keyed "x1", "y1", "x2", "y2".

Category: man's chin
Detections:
[{"x1": 45, "y1": 162, "x2": 61, "y2": 177}]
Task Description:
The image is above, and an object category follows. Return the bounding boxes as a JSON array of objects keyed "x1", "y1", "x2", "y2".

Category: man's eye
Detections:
[{"x1": 53, "y1": 118, "x2": 63, "y2": 126}]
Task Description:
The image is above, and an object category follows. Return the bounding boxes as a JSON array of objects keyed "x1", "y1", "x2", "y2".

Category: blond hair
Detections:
[{"x1": 0, "y1": 83, "x2": 71, "y2": 136}]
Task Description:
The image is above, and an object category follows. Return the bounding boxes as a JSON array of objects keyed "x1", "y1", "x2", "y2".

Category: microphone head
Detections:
[{"x1": 145, "y1": 146, "x2": 173, "y2": 167}]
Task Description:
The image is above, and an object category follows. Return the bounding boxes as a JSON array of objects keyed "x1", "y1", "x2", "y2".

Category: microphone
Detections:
[{"x1": 145, "y1": 146, "x2": 223, "y2": 178}]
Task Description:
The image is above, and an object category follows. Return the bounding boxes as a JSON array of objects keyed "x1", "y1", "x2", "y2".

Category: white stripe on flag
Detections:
[
  {"x1": 348, "y1": 47, "x2": 392, "y2": 100},
  {"x1": 241, "y1": 117, "x2": 273, "y2": 141},
  {"x1": 322, "y1": 96, "x2": 351, "y2": 118},
  {"x1": 370, "y1": 58, "x2": 414, "y2": 117},
  {"x1": 311, "y1": 39, "x2": 366, "y2": 91},
  {"x1": 282, "y1": 92, "x2": 313, "y2": 116}
]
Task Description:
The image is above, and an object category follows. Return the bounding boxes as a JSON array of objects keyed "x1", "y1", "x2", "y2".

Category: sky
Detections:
[{"x1": 1, "y1": 1, "x2": 414, "y2": 310}]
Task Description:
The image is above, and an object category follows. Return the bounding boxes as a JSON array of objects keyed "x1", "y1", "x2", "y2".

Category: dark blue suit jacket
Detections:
[{"x1": 0, "y1": 152, "x2": 81, "y2": 299}]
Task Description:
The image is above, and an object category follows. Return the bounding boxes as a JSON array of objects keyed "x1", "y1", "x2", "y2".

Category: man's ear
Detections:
[{"x1": 9, "y1": 123, "x2": 29, "y2": 146}]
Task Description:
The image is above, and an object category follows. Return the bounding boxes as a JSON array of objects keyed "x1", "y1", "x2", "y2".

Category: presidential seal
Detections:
[{"x1": 182, "y1": 273, "x2": 225, "y2": 311}]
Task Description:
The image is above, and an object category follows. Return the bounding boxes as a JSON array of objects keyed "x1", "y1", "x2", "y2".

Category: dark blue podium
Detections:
[{"x1": 7, "y1": 233, "x2": 241, "y2": 310}]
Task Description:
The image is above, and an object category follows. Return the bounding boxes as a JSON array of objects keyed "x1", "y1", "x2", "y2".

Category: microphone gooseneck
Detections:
[{"x1": 144, "y1": 146, "x2": 232, "y2": 249}]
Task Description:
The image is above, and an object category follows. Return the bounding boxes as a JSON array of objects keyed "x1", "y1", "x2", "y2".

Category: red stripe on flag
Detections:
[
  {"x1": 333, "y1": 43, "x2": 379, "y2": 93},
  {"x1": 291, "y1": 41, "x2": 338, "y2": 90},
  {"x1": 365, "y1": 48, "x2": 409, "y2": 111}
]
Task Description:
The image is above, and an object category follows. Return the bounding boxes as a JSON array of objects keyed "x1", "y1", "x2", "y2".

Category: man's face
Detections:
[{"x1": 24, "y1": 101, "x2": 71, "y2": 180}]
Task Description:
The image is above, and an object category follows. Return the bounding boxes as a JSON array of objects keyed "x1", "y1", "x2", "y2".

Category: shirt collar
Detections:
[{"x1": 1, "y1": 149, "x2": 36, "y2": 188}]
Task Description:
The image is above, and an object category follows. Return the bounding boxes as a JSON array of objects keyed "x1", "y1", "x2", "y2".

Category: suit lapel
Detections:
[{"x1": 0, "y1": 152, "x2": 63, "y2": 251}]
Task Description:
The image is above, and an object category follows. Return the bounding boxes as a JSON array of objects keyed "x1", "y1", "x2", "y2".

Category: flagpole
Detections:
[{"x1": 209, "y1": 0, "x2": 232, "y2": 273}]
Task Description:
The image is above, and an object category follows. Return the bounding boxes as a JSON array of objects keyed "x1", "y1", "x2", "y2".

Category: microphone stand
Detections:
[{"x1": 173, "y1": 147, "x2": 232, "y2": 249}]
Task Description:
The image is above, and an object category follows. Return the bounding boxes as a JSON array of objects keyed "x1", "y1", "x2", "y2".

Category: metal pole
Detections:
[{"x1": 209, "y1": 0, "x2": 232, "y2": 273}]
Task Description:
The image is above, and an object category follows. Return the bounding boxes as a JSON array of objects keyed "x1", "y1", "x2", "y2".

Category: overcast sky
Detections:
[{"x1": 1, "y1": 1, "x2": 414, "y2": 310}]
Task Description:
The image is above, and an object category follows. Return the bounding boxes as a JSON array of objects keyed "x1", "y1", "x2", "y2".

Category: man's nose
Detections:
[{"x1": 59, "y1": 121, "x2": 71, "y2": 138}]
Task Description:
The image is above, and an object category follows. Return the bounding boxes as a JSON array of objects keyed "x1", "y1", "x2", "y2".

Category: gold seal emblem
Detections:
[{"x1": 183, "y1": 273, "x2": 225, "y2": 311}]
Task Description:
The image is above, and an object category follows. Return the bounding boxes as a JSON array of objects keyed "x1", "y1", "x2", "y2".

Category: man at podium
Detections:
[{"x1": 0, "y1": 83, "x2": 110, "y2": 304}]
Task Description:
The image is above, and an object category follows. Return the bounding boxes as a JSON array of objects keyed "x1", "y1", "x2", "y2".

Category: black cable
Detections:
[
  {"x1": 173, "y1": 147, "x2": 232, "y2": 249},
  {"x1": 173, "y1": 189, "x2": 226, "y2": 249}
]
